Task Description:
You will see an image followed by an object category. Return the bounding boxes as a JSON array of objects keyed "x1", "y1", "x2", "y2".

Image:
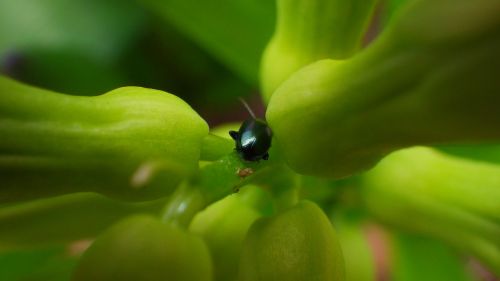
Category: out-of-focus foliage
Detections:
[
  {"x1": 0, "y1": 193, "x2": 165, "y2": 249},
  {"x1": 0, "y1": 0, "x2": 259, "y2": 115},
  {"x1": 140, "y1": 0, "x2": 275, "y2": 85},
  {"x1": 0, "y1": 0, "x2": 145, "y2": 94},
  {"x1": 333, "y1": 211, "x2": 375, "y2": 281},
  {"x1": 362, "y1": 147, "x2": 500, "y2": 274},
  {"x1": 390, "y1": 233, "x2": 474, "y2": 281},
  {"x1": 437, "y1": 144, "x2": 500, "y2": 165},
  {"x1": 0, "y1": 246, "x2": 77, "y2": 281}
]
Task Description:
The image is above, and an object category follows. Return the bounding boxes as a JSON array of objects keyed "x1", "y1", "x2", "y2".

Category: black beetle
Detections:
[{"x1": 229, "y1": 100, "x2": 272, "y2": 161}]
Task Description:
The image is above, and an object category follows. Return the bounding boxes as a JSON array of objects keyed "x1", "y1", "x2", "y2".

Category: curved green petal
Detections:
[
  {"x1": 261, "y1": 0, "x2": 377, "y2": 101},
  {"x1": 267, "y1": 0, "x2": 500, "y2": 178},
  {"x1": 0, "y1": 76, "x2": 208, "y2": 202},
  {"x1": 361, "y1": 147, "x2": 500, "y2": 274}
]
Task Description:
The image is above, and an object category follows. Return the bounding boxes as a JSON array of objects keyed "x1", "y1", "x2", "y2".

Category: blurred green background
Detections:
[{"x1": 0, "y1": 0, "x2": 276, "y2": 125}]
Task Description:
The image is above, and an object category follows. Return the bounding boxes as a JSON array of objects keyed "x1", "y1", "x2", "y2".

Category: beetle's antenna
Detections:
[{"x1": 239, "y1": 98, "x2": 256, "y2": 119}]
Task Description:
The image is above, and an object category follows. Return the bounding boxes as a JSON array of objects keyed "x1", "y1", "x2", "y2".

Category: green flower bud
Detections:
[
  {"x1": 200, "y1": 123, "x2": 239, "y2": 161},
  {"x1": 266, "y1": 0, "x2": 500, "y2": 178},
  {"x1": 361, "y1": 147, "x2": 500, "y2": 275},
  {"x1": 72, "y1": 215, "x2": 213, "y2": 281},
  {"x1": 239, "y1": 200, "x2": 345, "y2": 281},
  {"x1": 261, "y1": 0, "x2": 377, "y2": 101},
  {"x1": 0, "y1": 76, "x2": 208, "y2": 202},
  {"x1": 189, "y1": 186, "x2": 272, "y2": 281}
]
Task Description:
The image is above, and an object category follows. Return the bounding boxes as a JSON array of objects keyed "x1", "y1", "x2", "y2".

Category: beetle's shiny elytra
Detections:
[{"x1": 229, "y1": 118, "x2": 272, "y2": 161}]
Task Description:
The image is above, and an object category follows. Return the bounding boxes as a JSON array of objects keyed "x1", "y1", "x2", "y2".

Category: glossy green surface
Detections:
[
  {"x1": 73, "y1": 215, "x2": 213, "y2": 281},
  {"x1": 239, "y1": 201, "x2": 345, "y2": 281},
  {"x1": 0, "y1": 76, "x2": 208, "y2": 202},
  {"x1": 267, "y1": 0, "x2": 500, "y2": 178}
]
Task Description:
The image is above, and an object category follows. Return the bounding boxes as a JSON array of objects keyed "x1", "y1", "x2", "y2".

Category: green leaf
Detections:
[
  {"x1": 139, "y1": 0, "x2": 275, "y2": 84},
  {"x1": 0, "y1": 193, "x2": 166, "y2": 249},
  {"x1": 0, "y1": 76, "x2": 209, "y2": 202},
  {"x1": 266, "y1": 0, "x2": 500, "y2": 178}
]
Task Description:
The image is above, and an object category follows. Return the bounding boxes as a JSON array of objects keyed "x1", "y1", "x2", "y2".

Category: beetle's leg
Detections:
[
  {"x1": 263, "y1": 153, "x2": 269, "y2": 160},
  {"x1": 229, "y1": 130, "x2": 239, "y2": 140}
]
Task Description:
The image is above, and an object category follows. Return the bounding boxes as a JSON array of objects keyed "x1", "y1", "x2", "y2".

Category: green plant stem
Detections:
[
  {"x1": 161, "y1": 184, "x2": 206, "y2": 228},
  {"x1": 271, "y1": 185, "x2": 299, "y2": 213},
  {"x1": 161, "y1": 151, "x2": 286, "y2": 227},
  {"x1": 262, "y1": 169, "x2": 300, "y2": 212}
]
